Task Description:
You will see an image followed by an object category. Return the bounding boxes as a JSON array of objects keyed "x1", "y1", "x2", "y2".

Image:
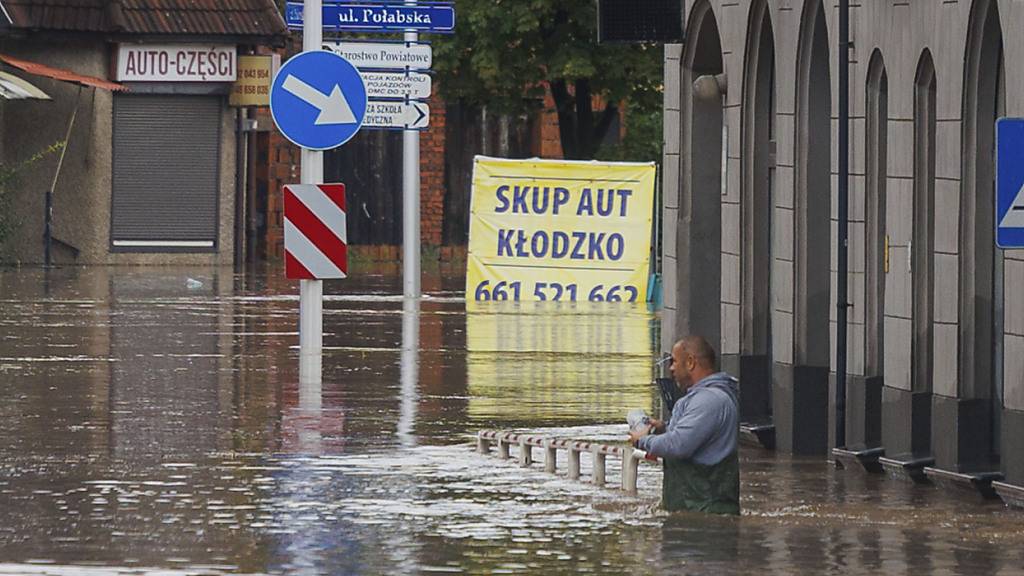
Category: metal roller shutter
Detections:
[{"x1": 111, "y1": 94, "x2": 221, "y2": 250}]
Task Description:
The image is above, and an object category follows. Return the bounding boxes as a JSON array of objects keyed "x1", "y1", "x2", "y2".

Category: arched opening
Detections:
[
  {"x1": 959, "y1": 0, "x2": 1004, "y2": 467},
  {"x1": 795, "y1": 0, "x2": 831, "y2": 368},
  {"x1": 673, "y1": 0, "x2": 724, "y2": 348},
  {"x1": 858, "y1": 49, "x2": 888, "y2": 450},
  {"x1": 739, "y1": 0, "x2": 775, "y2": 423},
  {"x1": 911, "y1": 50, "x2": 936, "y2": 454},
  {"x1": 865, "y1": 50, "x2": 888, "y2": 381}
]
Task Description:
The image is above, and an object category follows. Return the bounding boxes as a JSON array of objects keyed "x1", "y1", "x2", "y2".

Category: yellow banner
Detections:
[{"x1": 466, "y1": 156, "x2": 656, "y2": 302}]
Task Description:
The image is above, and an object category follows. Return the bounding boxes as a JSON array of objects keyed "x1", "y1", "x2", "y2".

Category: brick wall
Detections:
[
  {"x1": 258, "y1": 74, "x2": 578, "y2": 261},
  {"x1": 257, "y1": 98, "x2": 448, "y2": 259},
  {"x1": 420, "y1": 93, "x2": 446, "y2": 246},
  {"x1": 256, "y1": 106, "x2": 300, "y2": 262},
  {"x1": 537, "y1": 87, "x2": 563, "y2": 158}
]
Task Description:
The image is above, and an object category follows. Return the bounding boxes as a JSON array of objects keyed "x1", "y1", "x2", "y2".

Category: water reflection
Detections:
[
  {"x1": 2, "y1": 266, "x2": 1024, "y2": 575},
  {"x1": 465, "y1": 301, "x2": 658, "y2": 426},
  {"x1": 659, "y1": 513, "x2": 740, "y2": 569}
]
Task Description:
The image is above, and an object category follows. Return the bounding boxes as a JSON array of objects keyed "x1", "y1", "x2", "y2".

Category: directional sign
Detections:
[
  {"x1": 997, "y1": 118, "x2": 1024, "y2": 248},
  {"x1": 270, "y1": 51, "x2": 367, "y2": 150},
  {"x1": 364, "y1": 101, "x2": 430, "y2": 130},
  {"x1": 361, "y1": 71, "x2": 431, "y2": 100},
  {"x1": 284, "y1": 183, "x2": 348, "y2": 279},
  {"x1": 286, "y1": 2, "x2": 455, "y2": 34},
  {"x1": 324, "y1": 41, "x2": 432, "y2": 71}
]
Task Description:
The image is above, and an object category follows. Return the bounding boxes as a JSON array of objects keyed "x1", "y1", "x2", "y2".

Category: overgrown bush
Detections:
[{"x1": 0, "y1": 142, "x2": 65, "y2": 260}]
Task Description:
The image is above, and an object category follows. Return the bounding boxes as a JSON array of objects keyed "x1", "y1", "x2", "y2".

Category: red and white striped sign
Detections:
[{"x1": 284, "y1": 183, "x2": 348, "y2": 279}]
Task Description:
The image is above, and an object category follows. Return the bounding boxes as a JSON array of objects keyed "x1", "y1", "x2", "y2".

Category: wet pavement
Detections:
[{"x1": 2, "y1": 265, "x2": 1024, "y2": 575}]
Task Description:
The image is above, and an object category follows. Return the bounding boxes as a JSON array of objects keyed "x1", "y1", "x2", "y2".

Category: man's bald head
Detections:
[
  {"x1": 670, "y1": 335, "x2": 718, "y2": 390},
  {"x1": 676, "y1": 336, "x2": 717, "y2": 370}
]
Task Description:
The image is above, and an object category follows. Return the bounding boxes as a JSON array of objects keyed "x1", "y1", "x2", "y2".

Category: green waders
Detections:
[{"x1": 662, "y1": 451, "x2": 740, "y2": 515}]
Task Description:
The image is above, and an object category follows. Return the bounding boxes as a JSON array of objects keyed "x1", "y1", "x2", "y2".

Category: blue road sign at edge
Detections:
[
  {"x1": 997, "y1": 118, "x2": 1024, "y2": 248},
  {"x1": 285, "y1": 1, "x2": 455, "y2": 33},
  {"x1": 270, "y1": 51, "x2": 367, "y2": 151}
]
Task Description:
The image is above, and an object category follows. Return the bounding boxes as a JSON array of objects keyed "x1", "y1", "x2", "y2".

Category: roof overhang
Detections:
[{"x1": 0, "y1": 53, "x2": 126, "y2": 91}]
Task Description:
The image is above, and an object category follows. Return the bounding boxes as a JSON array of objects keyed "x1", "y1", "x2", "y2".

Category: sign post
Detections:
[
  {"x1": 294, "y1": 2, "x2": 455, "y2": 299},
  {"x1": 403, "y1": 0, "x2": 421, "y2": 299},
  {"x1": 301, "y1": 0, "x2": 324, "y2": 387}
]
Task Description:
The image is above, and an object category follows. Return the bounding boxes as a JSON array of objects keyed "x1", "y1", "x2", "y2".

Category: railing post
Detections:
[
  {"x1": 622, "y1": 449, "x2": 640, "y2": 495},
  {"x1": 592, "y1": 446, "x2": 606, "y2": 485},
  {"x1": 544, "y1": 439, "x2": 557, "y2": 473},
  {"x1": 519, "y1": 437, "x2": 533, "y2": 467},
  {"x1": 478, "y1": 432, "x2": 651, "y2": 495},
  {"x1": 498, "y1": 433, "x2": 510, "y2": 460},
  {"x1": 568, "y1": 445, "x2": 581, "y2": 480}
]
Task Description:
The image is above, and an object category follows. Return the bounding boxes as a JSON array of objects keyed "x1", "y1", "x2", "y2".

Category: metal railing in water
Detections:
[{"x1": 476, "y1": 430, "x2": 656, "y2": 495}]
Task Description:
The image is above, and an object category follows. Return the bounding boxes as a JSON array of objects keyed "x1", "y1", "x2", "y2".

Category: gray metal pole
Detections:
[
  {"x1": 299, "y1": 0, "x2": 324, "y2": 386},
  {"x1": 836, "y1": 0, "x2": 850, "y2": 448},
  {"x1": 403, "y1": 2, "x2": 421, "y2": 299}
]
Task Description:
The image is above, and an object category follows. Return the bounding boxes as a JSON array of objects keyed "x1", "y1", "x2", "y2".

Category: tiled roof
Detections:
[{"x1": 2, "y1": 0, "x2": 287, "y2": 38}]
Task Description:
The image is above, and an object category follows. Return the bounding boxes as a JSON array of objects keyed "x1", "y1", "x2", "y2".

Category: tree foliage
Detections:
[{"x1": 433, "y1": 0, "x2": 663, "y2": 160}]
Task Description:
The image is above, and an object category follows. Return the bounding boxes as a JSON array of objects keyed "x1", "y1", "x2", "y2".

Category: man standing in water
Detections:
[{"x1": 628, "y1": 336, "x2": 740, "y2": 515}]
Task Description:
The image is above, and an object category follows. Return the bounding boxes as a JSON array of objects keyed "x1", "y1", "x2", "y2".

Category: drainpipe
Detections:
[
  {"x1": 234, "y1": 107, "x2": 246, "y2": 269},
  {"x1": 836, "y1": 0, "x2": 851, "y2": 448},
  {"x1": 246, "y1": 108, "x2": 258, "y2": 266}
]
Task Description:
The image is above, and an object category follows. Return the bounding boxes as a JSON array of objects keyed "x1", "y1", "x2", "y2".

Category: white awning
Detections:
[{"x1": 0, "y1": 70, "x2": 49, "y2": 100}]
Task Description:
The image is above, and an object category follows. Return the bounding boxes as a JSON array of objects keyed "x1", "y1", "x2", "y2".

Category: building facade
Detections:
[
  {"x1": 663, "y1": 0, "x2": 1024, "y2": 498},
  {"x1": 0, "y1": 0, "x2": 285, "y2": 265}
]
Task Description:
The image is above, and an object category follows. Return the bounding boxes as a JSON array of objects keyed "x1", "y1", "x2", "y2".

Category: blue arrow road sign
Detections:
[
  {"x1": 270, "y1": 51, "x2": 367, "y2": 151},
  {"x1": 997, "y1": 118, "x2": 1024, "y2": 248},
  {"x1": 286, "y1": 1, "x2": 455, "y2": 33}
]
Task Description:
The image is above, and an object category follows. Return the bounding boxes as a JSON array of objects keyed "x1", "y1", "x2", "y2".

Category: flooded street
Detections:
[{"x1": 2, "y1": 265, "x2": 1024, "y2": 575}]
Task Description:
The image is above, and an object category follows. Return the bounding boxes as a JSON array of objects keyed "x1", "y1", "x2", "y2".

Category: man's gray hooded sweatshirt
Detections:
[
  {"x1": 637, "y1": 372, "x2": 740, "y2": 514},
  {"x1": 637, "y1": 372, "x2": 739, "y2": 464}
]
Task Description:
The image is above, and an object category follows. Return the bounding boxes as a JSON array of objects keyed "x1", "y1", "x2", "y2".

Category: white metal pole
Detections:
[
  {"x1": 299, "y1": 0, "x2": 324, "y2": 386},
  {"x1": 403, "y1": 4, "x2": 421, "y2": 299},
  {"x1": 397, "y1": 296, "x2": 420, "y2": 447}
]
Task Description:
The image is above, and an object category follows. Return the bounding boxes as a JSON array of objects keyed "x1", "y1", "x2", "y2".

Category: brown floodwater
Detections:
[{"x1": 1, "y1": 265, "x2": 1023, "y2": 575}]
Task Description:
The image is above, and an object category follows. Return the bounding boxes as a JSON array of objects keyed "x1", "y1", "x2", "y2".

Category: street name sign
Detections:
[
  {"x1": 997, "y1": 118, "x2": 1024, "y2": 248},
  {"x1": 364, "y1": 101, "x2": 430, "y2": 130},
  {"x1": 361, "y1": 71, "x2": 431, "y2": 100},
  {"x1": 286, "y1": 1, "x2": 455, "y2": 33},
  {"x1": 270, "y1": 50, "x2": 367, "y2": 150},
  {"x1": 284, "y1": 183, "x2": 348, "y2": 279},
  {"x1": 323, "y1": 41, "x2": 432, "y2": 70}
]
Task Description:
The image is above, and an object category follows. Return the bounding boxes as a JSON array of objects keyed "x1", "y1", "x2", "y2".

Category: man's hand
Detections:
[
  {"x1": 628, "y1": 424, "x2": 654, "y2": 447},
  {"x1": 649, "y1": 418, "x2": 666, "y2": 434}
]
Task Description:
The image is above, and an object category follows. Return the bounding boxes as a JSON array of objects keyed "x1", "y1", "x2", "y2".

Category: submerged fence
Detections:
[{"x1": 476, "y1": 430, "x2": 656, "y2": 495}]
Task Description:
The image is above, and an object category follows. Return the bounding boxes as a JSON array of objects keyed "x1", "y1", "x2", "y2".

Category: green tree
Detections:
[{"x1": 433, "y1": 0, "x2": 663, "y2": 161}]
